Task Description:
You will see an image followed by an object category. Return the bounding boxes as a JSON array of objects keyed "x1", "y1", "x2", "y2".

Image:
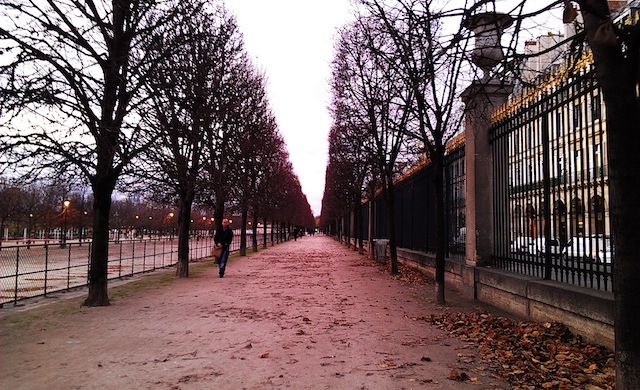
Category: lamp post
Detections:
[
  {"x1": 210, "y1": 217, "x2": 214, "y2": 238},
  {"x1": 168, "y1": 212, "x2": 175, "y2": 240},
  {"x1": 61, "y1": 200, "x2": 70, "y2": 248},
  {"x1": 114, "y1": 211, "x2": 120, "y2": 242},
  {"x1": 201, "y1": 216, "x2": 208, "y2": 239},
  {"x1": 28, "y1": 213, "x2": 33, "y2": 248},
  {"x1": 81, "y1": 210, "x2": 88, "y2": 244}
]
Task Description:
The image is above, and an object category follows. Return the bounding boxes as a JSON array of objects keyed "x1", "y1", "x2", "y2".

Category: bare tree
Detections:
[
  {"x1": 253, "y1": 132, "x2": 292, "y2": 246},
  {"x1": 0, "y1": 182, "x2": 23, "y2": 243},
  {"x1": 201, "y1": 45, "x2": 251, "y2": 233},
  {"x1": 134, "y1": 1, "x2": 238, "y2": 277},
  {"x1": 325, "y1": 93, "x2": 374, "y2": 251},
  {"x1": 0, "y1": 0, "x2": 180, "y2": 306},
  {"x1": 250, "y1": 114, "x2": 281, "y2": 250},
  {"x1": 331, "y1": 18, "x2": 416, "y2": 274},
  {"x1": 229, "y1": 67, "x2": 272, "y2": 255},
  {"x1": 358, "y1": 0, "x2": 470, "y2": 303}
]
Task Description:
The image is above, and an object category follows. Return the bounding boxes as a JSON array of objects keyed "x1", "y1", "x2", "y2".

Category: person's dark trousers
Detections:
[{"x1": 219, "y1": 247, "x2": 229, "y2": 277}]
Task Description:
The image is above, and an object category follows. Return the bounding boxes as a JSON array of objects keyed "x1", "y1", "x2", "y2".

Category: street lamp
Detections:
[
  {"x1": 81, "y1": 210, "x2": 88, "y2": 243},
  {"x1": 168, "y1": 212, "x2": 175, "y2": 240},
  {"x1": 61, "y1": 200, "x2": 70, "y2": 248},
  {"x1": 28, "y1": 213, "x2": 33, "y2": 248}
]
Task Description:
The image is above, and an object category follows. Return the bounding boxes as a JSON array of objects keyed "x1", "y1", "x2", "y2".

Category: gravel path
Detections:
[{"x1": 1, "y1": 235, "x2": 509, "y2": 389}]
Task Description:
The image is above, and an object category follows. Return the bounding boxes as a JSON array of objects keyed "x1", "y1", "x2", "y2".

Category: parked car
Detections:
[
  {"x1": 565, "y1": 236, "x2": 612, "y2": 264},
  {"x1": 510, "y1": 236, "x2": 536, "y2": 254},
  {"x1": 453, "y1": 227, "x2": 466, "y2": 245},
  {"x1": 534, "y1": 237, "x2": 565, "y2": 257}
]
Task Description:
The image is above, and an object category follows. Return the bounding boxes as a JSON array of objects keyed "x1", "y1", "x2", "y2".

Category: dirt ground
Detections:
[{"x1": 1, "y1": 235, "x2": 511, "y2": 390}]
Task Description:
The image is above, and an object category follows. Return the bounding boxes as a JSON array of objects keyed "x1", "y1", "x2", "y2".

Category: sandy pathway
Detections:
[{"x1": 1, "y1": 235, "x2": 508, "y2": 389}]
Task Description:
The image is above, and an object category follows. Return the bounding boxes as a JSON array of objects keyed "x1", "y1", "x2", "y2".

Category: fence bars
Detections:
[
  {"x1": 1, "y1": 231, "x2": 272, "y2": 306},
  {"x1": 490, "y1": 62, "x2": 613, "y2": 292}
]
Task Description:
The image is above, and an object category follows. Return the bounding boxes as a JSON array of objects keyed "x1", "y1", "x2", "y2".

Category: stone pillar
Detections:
[
  {"x1": 462, "y1": 12, "x2": 513, "y2": 267},
  {"x1": 462, "y1": 82, "x2": 512, "y2": 266}
]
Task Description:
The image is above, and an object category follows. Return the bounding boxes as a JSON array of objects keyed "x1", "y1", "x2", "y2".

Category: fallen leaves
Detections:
[
  {"x1": 427, "y1": 311, "x2": 615, "y2": 389},
  {"x1": 448, "y1": 369, "x2": 470, "y2": 381},
  {"x1": 380, "y1": 262, "x2": 434, "y2": 286}
]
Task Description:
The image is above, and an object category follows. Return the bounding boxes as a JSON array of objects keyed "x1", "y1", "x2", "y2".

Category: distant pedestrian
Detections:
[{"x1": 214, "y1": 218, "x2": 233, "y2": 278}]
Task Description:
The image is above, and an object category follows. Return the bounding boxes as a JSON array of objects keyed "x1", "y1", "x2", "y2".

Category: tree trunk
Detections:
[
  {"x1": 214, "y1": 197, "x2": 226, "y2": 232},
  {"x1": 355, "y1": 199, "x2": 364, "y2": 254},
  {"x1": 82, "y1": 181, "x2": 114, "y2": 307},
  {"x1": 252, "y1": 212, "x2": 259, "y2": 252},
  {"x1": 175, "y1": 194, "x2": 194, "y2": 278},
  {"x1": 433, "y1": 153, "x2": 446, "y2": 305},
  {"x1": 580, "y1": 1, "x2": 640, "y2": 386},
  {"x1": 262, "y1": 216, "x2": 268, "y2": 248},
  {"x1": 386, "y1": 181, "x2": 399, "y2": 275},
  {"x1": 240, "y1": 209, "x2": 247, "y2": 256},
  {"x1": 270, "y1": 217, "x2": 275, "y2": 244}
]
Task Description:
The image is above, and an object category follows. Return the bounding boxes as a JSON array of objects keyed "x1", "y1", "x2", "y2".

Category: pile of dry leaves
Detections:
[
  {"x1": 427, "y1": 311, "x2": 615, "y2": 390},
  {"x1": 375, "y1": 260, "x2": 615, "y2": 389}
]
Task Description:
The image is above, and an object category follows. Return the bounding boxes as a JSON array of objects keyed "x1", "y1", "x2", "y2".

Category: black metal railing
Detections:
[
  {"x1": 0, "y1": 231, "x2": 274, "y2": 306},
  {"x1": 491, "y1": 60, "x2": 613, "y2": 292}
]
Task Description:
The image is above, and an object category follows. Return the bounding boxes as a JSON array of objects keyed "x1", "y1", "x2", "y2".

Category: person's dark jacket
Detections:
[{"x1": 214, "y1": 227, "x2": 233, "y2": 249}]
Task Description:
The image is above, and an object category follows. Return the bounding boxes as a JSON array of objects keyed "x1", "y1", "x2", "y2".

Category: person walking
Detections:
[{"x1": 214, "y1": 218, "x2": 233, "y2": 278}]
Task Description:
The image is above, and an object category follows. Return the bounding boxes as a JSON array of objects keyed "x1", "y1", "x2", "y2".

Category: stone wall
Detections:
[{"x1": 395, "y1": 247, "x2": 614, "y2": 349}]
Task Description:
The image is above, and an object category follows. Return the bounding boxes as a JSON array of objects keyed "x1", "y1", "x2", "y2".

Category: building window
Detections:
[
  {"x1": 592, "y1": 94, "x2": 601, "y2": 121},
  {"x1": 555, "y1": 111, "x2": 564, "y2": 137},
  {"x1": 573, "y1": 103, "x2": 582, "y2": 129}
]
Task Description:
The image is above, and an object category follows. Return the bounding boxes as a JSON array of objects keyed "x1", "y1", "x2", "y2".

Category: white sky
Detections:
[
  {"x1": 222, "y1": 1, "x2": 563, "y2": 217},
  {"x1": 224, "y1": 0, "x2": 356, "y2": 217}
]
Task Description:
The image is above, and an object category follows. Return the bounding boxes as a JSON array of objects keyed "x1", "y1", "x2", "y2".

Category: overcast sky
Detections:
[
  {"x1": 223, "y1": 0, "x2": 355, "y2": 217},
  {"x1": 221, "y1": 1, "x2": 564, "y2": 217}
]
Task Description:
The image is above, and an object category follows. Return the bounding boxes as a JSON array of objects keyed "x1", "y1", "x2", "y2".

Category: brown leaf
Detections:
[
  {"x1": 426, "y1": 311, "x2": 615, "y2": 389},
  {"x1": 448, "y1": 369, "x2": 469, "y2": 381}
]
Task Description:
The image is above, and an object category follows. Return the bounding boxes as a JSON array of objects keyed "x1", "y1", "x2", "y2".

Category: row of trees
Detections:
[
  {"x1": 0, "y1": 0, "x2": 314, "y2": 306},
  {"x1": 0, "y1": 181, "x2": 88, "y2": 241},
  {"x1": 0, "y1": 180, "x2": 224, "y2": 241},
  {"x1": 323, "y1": 0, "x2": 471, "y2": 304},
  {"x1": 322, "y1": 1, "x2": 640, "y2": 386}
]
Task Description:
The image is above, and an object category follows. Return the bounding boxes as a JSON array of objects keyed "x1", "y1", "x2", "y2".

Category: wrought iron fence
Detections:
[
  {"x1": 0, "y1": 231, "x2": 271, "y2": 306},
  {"x1": 491, "y1": 60, "x2": 613, "y2": 292},
  {"x1": 336, "y1": 146, "x2": 466, "y2": 260}
]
